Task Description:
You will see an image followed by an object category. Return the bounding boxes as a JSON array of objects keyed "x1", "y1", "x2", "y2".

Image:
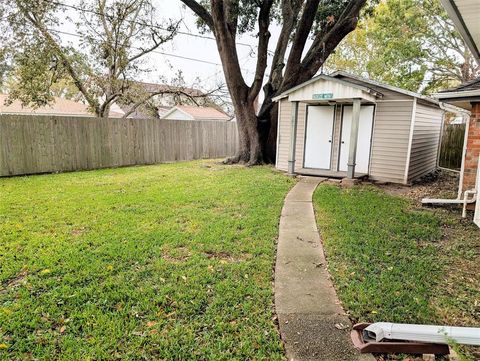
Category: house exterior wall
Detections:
[
  {"x1": 162, "y1": 109, "x2": 192, "y2": 120},
  {"x1": 368, "y1": 100, "x2": 414, "y2": 183},
  {"x1": 463, "y1": 102, "x2": 480, "y2": 190},
  {"x1": 407, "y1": 101, "x2": 444, "y2": 183}
]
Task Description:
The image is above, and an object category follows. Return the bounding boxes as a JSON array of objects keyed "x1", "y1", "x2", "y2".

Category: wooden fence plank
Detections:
[
  {"x1": 439, "y1": 124, "x2": 465, "y2": 170},
  {"x1": 0, "y1": 115, "x2": 238, "y2": 176}
]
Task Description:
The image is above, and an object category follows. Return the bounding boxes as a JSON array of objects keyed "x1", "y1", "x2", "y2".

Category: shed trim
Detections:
[
  {"x1": 404, "y1": 98, "x2": 417, "y2": 184},
  {"x1": 275, "y1": 100, "x2": 281, "y2": 167},
  {"x1": 331, "y1": 71, "x2": 441, "y2": 107},
  {"x1": 272, "y1": 74, "x2": 383, "y2": 102}
]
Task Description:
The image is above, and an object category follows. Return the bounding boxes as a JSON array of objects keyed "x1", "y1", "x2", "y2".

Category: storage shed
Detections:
[{"x1": 273, "y1": 71, "x2": 446, "y2": 184}]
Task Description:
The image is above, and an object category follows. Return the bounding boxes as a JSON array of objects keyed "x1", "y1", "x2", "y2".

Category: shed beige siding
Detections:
[
  {"x1": 276, "y1": 98, "x2": 291, "y2": 171},
  {"x1": 369, "y1": 100, "x2": 415, "y2": 183},
  {"x1": 275, "y1": 100, "x2": 307, "y2": 172},
  {"x1": 295, "y1": 103, "x2": 307, "y2": 172},
  {"x1": 407, "y1": 101, "x2": 444, "y2": 182}
]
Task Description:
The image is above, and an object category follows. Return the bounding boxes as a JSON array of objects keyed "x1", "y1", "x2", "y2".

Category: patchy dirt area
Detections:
[{"x1": 376, "y1": 169, "x2": 459, "y2": 203}]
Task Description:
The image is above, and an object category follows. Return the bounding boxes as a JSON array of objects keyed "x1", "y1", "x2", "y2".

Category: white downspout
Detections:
[{"x1": 457, "y1": 111, "x2": 470, "y2": 198}]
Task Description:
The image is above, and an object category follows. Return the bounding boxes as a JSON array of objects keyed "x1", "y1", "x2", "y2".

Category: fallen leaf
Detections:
[
  {"x1": 40, "y1": 269, "x2": 51, "y2": 275},
  {"x1": 334, "y1": 323, "x2": 349, "y2": 330},
  {"x1": 0, "y1": 343, "x2": 8, "y2": 350},
  {"x1": 59, "y1": 326, "x2": 66, "y2": 334},
  {"x1": 146, "y1": 321, "x2": 157, "y2": 328}
]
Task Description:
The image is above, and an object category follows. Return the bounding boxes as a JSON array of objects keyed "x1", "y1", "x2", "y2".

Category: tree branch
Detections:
[
  {"x1": 179, "y1": 0, "x2": 213, "y2": 30},
  {"x1": 283, "y1": 0, "x2": 321, "y2": 80},
  {"x1": 249, "y1": 0, "x2": 273, "y2": 100},
  {"x1": 300, "y1": 0, "x2": 367, "y2": 80},
  {"x1": 18, "y1": 5, "x2": 101, "y2": 115}
]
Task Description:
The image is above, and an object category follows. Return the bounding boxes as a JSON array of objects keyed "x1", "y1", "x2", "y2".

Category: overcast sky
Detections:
[{"x1": 58, "y1": 0, "x2": 280, "y2": 92}]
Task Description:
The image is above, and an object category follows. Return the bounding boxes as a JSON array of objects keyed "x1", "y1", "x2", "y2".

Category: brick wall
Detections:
[{"x1": 463, "y1": 102, "x2": 480, "y2": 191}]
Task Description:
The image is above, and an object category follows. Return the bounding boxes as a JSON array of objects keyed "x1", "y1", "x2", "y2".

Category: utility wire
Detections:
[
  {"x1": 51, "y1": 28, "x2": 269, "y2": 78},
  {"x1": 38, "y1": 0, "x2": 257, "y2": 51},
  {"x1": 52, "y1": 28, "x2": 267, "y2": 79},
  {"x1": 52, "y1": 29, "x2": 224, "y2": 67}
]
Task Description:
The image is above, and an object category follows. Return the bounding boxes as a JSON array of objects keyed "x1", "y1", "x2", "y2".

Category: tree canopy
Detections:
[
  {"x1": 327, "y1": 0, "x2": 480, "y2": 93},
  {"x1": 1, "y1": 0, "x2": 180, "y2": 117}
]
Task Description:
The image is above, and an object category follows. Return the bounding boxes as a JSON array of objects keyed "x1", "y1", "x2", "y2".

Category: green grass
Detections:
[
  {"x1": 0, "y1": 161, "x2": 295, "y2": 360},
  {"x1": 313, "y1": 184, "x2": 480, "y2": 328}
]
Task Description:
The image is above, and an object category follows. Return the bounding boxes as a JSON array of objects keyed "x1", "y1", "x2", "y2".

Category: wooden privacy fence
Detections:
[
  {"x1": 0, "y1": 115, "x2": 238, "y2": 176},
  {"x1": 439, "y1": 123, "x2": 466, "y2": 170}
]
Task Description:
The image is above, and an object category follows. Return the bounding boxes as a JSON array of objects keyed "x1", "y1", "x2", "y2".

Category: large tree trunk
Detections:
[
  {"x1": 227, "y1": 96, "x2": 263, "y2": 165},
  {"x1": 180, "y1": 0, "x2": 366, "y2": 166}
]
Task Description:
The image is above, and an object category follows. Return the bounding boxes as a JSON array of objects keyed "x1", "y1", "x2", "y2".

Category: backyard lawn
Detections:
[
  {"x1": 313, "y1": 183, "x2": 480, "y2": 359},
  {"x1": 0, "y1": 161, "x2": 294, "y2": 360}
]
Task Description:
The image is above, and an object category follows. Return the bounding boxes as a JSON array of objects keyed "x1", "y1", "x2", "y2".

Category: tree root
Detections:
[{"x1": 223, "y1": 154, "x2": 248, "y2": 165}]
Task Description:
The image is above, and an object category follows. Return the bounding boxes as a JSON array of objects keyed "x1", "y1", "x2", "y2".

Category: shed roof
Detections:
[
  {"x1": 272, "y1": 73, "x2": 382, "y2": 102},
  {"x1": 331, "y1": 71, "x2": 441, "y2": 106},
  {"x1": 273, "y1": 71, "x2": 441, "y2": 107}
]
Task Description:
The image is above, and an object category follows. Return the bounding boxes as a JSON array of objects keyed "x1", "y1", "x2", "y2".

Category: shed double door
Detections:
[
  {"x1": 303, "y1": 105, "x2": 335, "y2": 169},
  {"x1": 338, "y1": 105, "x2": 375, "y2": 174}
]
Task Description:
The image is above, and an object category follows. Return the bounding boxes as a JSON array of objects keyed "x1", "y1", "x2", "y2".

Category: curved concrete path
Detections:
[{"x1": 275, "y1": 177, "x2": 374, "y2": 361}]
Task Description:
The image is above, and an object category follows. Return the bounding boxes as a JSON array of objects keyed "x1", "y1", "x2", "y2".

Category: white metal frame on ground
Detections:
[{"x1": 364, "y1": 322, "x2": 480, "y2": 346}]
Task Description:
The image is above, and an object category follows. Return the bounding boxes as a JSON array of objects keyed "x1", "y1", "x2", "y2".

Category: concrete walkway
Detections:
[{"x1": 275, "y1": 177, "x2": 374, "y2": 361}]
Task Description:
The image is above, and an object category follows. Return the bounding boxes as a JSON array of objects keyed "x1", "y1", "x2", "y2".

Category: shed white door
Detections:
[
  {"x1": 339, "y1": 105, "x2": 374, "y2": 174},
  {"x1": 304, "y1": 105, "x2": 335, "y2": 169}
]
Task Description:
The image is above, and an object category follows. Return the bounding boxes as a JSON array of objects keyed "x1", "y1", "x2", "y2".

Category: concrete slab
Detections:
[{"x1": 275, "y1": 177, "x2": 374, "y2": 361}]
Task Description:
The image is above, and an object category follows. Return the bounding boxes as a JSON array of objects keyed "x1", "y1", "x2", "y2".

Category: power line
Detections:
[
  {"x1": 38, "y1": 0, "x2": 257, "y2": 51},
  {"x1": 52, "y1": 28, "x2": 264, "y2": 78},
  {"x1": 52, "y1": 29, "x2": 224, "y2": 66}
]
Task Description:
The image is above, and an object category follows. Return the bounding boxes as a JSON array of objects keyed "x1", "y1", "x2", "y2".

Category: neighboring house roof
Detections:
[
  {"x1": 114, "y1": 82, "x2": 209, "y2": 119},
  {"x1": 161, "y1": 105, "x2": 230, "y2": 121},
  {"x1": 438, "y1": 76, "x2": 480, "y2": 94},
  {"x1": 434, "y1": 77, "x2": 480, "y2": 110},
  {"x1": 0, "y1": 94, "x2": 124, "y2": 117},
  {"x1": 441, "y1": 77, "x2": 480, "y2": 92},
  {"x1": 439, "y1": 0, "x2": 480, "y2": 63}
]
